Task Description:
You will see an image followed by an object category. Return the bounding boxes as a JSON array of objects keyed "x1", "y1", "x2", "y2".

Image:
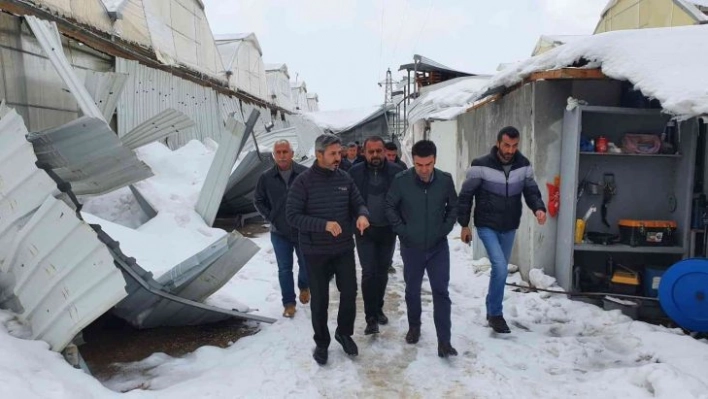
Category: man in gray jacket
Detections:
[
  {"x1": 385, "y1": 140, "x2": 459, "y2": 358},
  {"x1": 254, "y1": 140, "x2": 309, "y2": 318}
]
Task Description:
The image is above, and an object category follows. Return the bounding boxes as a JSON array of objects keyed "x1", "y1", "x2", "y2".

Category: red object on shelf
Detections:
[{"x1": 595, "y1": 136, "x2": 608, "y2": 153}]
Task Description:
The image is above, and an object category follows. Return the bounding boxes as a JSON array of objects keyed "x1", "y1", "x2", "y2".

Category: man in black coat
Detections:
[
  {"x1": 286, "y1": 133, "x2": 370, "y2": 365},
  {"x1": 458, "y1": 126, "x2": 547, "y2": 334},
  {"x1": 254, "y1": 140, "x2": 309, "y2": 318},
  {"x1": 385, "y1": 140, "x2": 459, "y2": 358},
  {"x1": 385, "y1": 141, "x2": 408, "y2": 170},
  {"x1": 349, "y1": 136, "x2": 404, "y2": 335}
]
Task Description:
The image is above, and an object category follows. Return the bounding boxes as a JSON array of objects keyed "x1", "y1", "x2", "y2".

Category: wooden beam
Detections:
[
  {"x1": 528, "y1": 68, "x2": 606, "y2": 81},
  {"x1": 0, "y1": 0, "x2": 291, "y2": 114}
]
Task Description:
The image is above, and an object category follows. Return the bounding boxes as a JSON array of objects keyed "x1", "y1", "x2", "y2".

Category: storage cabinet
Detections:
[{"x1": 555, "y1": 106, "x2": 698, "y2": 295}]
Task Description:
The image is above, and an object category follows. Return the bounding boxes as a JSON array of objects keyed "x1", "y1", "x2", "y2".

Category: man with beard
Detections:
[
  {"x1": 254, "y1": 140, "x2": 309, "y2": 318},
  {"x1": 286, "y1": 134, "x2": 370, "y2": 365},
  {"x1": 457, "y1": 126, "x2": 546, "y2": 334},
  {"x1": 348, "y1": 136, "x2": 404, "y2": 335}
]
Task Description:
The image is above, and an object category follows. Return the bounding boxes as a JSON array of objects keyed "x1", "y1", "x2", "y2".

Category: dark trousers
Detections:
[
  {"x1": 304, "y1": 250, "x2": 357, "y2": 348},
  {"x1": 400, "y1": 240, "x2": 452, "y2": 343},
  {"x1": 355, "y1": 225, "x2": 396, "y2": 319}
]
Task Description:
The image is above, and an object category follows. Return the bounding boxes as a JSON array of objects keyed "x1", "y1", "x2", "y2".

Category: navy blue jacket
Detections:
[{"x1": 253, "y1": 162, "x2": 307, "y2": 241}]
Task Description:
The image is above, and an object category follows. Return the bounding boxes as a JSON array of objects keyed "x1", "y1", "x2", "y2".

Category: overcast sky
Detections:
[{"x1": 202, "y1": 0, "x2": 607, "y2": 111}]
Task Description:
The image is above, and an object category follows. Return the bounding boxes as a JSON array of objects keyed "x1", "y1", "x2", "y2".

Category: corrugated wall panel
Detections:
[{"x1": 116, "y1": 57, "x2": 222, "y2": 149}]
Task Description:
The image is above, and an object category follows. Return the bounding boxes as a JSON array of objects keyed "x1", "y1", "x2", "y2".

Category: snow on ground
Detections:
[
  {"x1": 302, "y1": 105, "x2": 385, "y2": 133},
  {"x1": 81, "y1": 140, "x2": 227, "y2": 278},
  {"x1": 1, "y1": 225, "x2": 708, "y2": 397}
]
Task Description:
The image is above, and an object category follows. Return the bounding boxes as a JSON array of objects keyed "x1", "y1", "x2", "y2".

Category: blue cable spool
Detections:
[{"x1": 658, "y1": 258, "x2": 708, "y2": 332}]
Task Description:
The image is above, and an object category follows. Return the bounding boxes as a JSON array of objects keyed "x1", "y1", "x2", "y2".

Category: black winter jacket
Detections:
[
  {"x1": 457, "y1": 146, "x2": 546, "y2": 232},
  {"x1": 286, "y1": 163, "x2": 369, "y2": 254},
  {"x1": 385, "y1": 168, "x2": 458, "y2": 250},
  {"x1": 253, "y1": 162, "x2": 307, "y2": 241},
  {"x1": 348, "y1": 160, "x2": 404, "y2": 226}
]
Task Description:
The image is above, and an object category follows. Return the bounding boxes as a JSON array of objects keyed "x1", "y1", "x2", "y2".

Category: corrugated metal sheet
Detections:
[
  {"x1": 172, "y1": 230, "x2": 260, "y2": 302},
  {"x1": 26, "y1": 17, "x2": 106, "y2": 122},
  {"x1": 83, "y1": 70, "x2": 129, "y2": 122},
  {"x1": 0, "y1": 196, "x2": 128, "y2": 351},
  {"x1": 242, "y1": 126, "x2": 300, "y2": 155},
  {"x1": 120, "y1": 108, "x2": 195, "y2": 149},
  {"x1": 0, "y1": 108, "x2": 59, "y2": 266},
  {"x1": 92, "y1": 224, "x2": 275, "y2": 328},
  {"x1": 128, "y1": 185, "x2": 157, "y2": 220},
  {"x1": 194, "y1": 115, "x2": 247, "y2": 226},
  {"x1": 155, "y1": 234, "x2": 229, "y2": 292},
  {"x1": 219, "y1": 150, "x2": 274, "y2": 217},
  {"x1": 27, "y1": 116, "x2": 154, "y2": 195},
  {"x1": 116, "y1": 57, "x2": 224, "y2": 150}
]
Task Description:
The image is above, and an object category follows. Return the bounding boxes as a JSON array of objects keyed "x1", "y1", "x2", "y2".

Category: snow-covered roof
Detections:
[
  {"x1": 407, "y1": 76, "x2": 492, "y2": 123},
  {"x1": 302, "y1": 105, "x2": 388, "y2": 133},
  {"x1": 214, "y1": 33, "x2": 263, "y2": 56},
  {"x1": 474, "y1": 24, "x2": 708, "y2": 118},
  {"x1": 291, "y1": 81, "x2": 307, "y2": 90},
  {"x1": 265, "y1": 63, "x2": 288, "y2": 73}
]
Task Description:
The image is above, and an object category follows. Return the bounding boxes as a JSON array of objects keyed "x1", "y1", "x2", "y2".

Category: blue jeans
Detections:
[
  {"x1": 476, "y1": 227, "x2": 516, "y2": 317},
  {"x1": 271, "y1": 233, "x2": 309, "y2": 306}
]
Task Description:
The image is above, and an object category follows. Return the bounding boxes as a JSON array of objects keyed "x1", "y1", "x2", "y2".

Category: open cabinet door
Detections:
[{"x1": 555, "y1": 107, "x2": 581, "y2": 290}]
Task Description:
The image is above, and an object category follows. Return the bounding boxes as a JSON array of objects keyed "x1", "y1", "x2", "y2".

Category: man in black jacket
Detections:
[
  {"x1": 286, "y1": 133, "x2": 370, "y2": 365},
  {"x1": 254, "y1": 140, "x2": 309, "y2": 318},
  {"x1": 385, "y1": 140, "x2": 459, "y2": 358},
  {"x1": 349, "y1": 136, "x2": 404, "y2": 335},
  {"x1": 385, "y1": 141, "x2": 408, "y2": 170},
  {"x1": 458, "y1": 126, "x2": 547, "y2": 334}
]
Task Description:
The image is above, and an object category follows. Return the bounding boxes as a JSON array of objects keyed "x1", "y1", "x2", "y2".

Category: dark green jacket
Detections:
[{"x1": 385, "y1": 168, "x2": 458, "y2": 250}]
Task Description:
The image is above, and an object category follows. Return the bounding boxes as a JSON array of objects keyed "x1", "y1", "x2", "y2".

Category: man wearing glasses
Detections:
[{"x1": 348, "y1": 136, "x2": 404, "y2": 335}]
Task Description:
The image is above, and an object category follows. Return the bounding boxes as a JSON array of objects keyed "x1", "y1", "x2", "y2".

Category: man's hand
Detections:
[
  {"x1": 356, "y1": 216, "x2": 370, "y2": 235},
  {"x1": 325, "y1": 221, "x2": 342, "y2": 237},
  {"x1": 535, "y1": 210, "x2": 547, "y2": 225},
  {"x1": 461, "y1": 227, "x2": 472, "y2": 244}
]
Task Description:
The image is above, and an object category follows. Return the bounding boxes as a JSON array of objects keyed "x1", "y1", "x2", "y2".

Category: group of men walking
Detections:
[{"x1": 254, "y1": 126, "x2": 546, "y2": 365}]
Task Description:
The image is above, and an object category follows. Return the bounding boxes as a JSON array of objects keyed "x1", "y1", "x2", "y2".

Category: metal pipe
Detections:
[{"x1": 505, "y1": 282, "x2": 660, "y2": 302}]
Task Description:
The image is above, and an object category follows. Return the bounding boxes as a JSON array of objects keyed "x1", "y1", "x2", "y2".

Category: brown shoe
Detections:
[
  {"x1": 283, "y1": 304, "x2": 296, "y2": 318},
  {"x1": 299, "y1": 289, "x2": 310, "y2": 305}
]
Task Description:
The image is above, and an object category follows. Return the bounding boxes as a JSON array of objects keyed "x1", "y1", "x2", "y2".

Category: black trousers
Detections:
[
  {"x1": 355, "y1": 225, "x2": 396, "y2": 320},
  {"x1": 304, "y1": 250, "x2": 357, "y2": 348}
]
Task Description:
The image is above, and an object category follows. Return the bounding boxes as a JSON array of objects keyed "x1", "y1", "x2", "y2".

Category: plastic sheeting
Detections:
[{"x1": 215, "y1": 33, "x2": 269, "y2": 100}]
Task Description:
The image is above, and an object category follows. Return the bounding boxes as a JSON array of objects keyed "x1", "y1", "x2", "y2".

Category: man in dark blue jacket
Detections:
[
  {"x1": 254, "y1": 140, "x2": 309, "y2": 318},
  {"x1": 458, "y1": 126, "x2": 547, "y2": 334},
  {"x1": 286, "y1": 134, "x2": 370, "y2": 365},
  {"x1": 349, "y1": 136, "x2": 404, "y2": 335},
  {"x1": 385, "y1": 140, "x2": 459, "y2": 358}
]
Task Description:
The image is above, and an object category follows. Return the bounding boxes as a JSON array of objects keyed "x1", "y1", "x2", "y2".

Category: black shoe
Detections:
[
  {"x1": 388, "y1": 265, "x2": 396, "y2": 274},
  {"x1": 488, "y1": 315, "x2": 511, "y2": 333},
  {"x1": 334, "y1": 332, "x2": 358, "y2": 356},
  {"x1": 405, "y1": 326, "x2": 420, "y2": 344},
  {"x1": 376, "y1": 310, "x2": 388, "y2": 325},
  {"x1": 313, "y1": 346, "x2": 328, "y2": 365},
  {"x1": 364, "y1": 318, "x2": 379, "y2": 335},
  {"x1": 438, "y1": 341, "x2": 458, "y2": 358}
]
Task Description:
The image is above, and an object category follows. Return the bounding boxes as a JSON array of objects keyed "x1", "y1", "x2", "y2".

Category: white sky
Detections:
[{"x1": 202, "y1": 0, "x2": 607, "y2": 111}]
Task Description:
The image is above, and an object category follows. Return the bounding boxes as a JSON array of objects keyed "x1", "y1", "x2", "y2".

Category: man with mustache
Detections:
[
  {"x1": 457, "y1": 126, "x2": 547, "y2": 334},
  {"x1": 348, "y1": 136, "x2": 404, "y2": 335},
  {"x1": 286, "y1": 134, "x2": 370, "y2": 365},
  {"x1": 254, "y1": 140, "x2": 309, "y2": 318}
]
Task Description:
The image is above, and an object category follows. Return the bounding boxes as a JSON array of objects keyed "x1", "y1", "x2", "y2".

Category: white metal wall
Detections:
[{"x1": 116, "y1": 58, "x2": 222, "y2": 149}]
